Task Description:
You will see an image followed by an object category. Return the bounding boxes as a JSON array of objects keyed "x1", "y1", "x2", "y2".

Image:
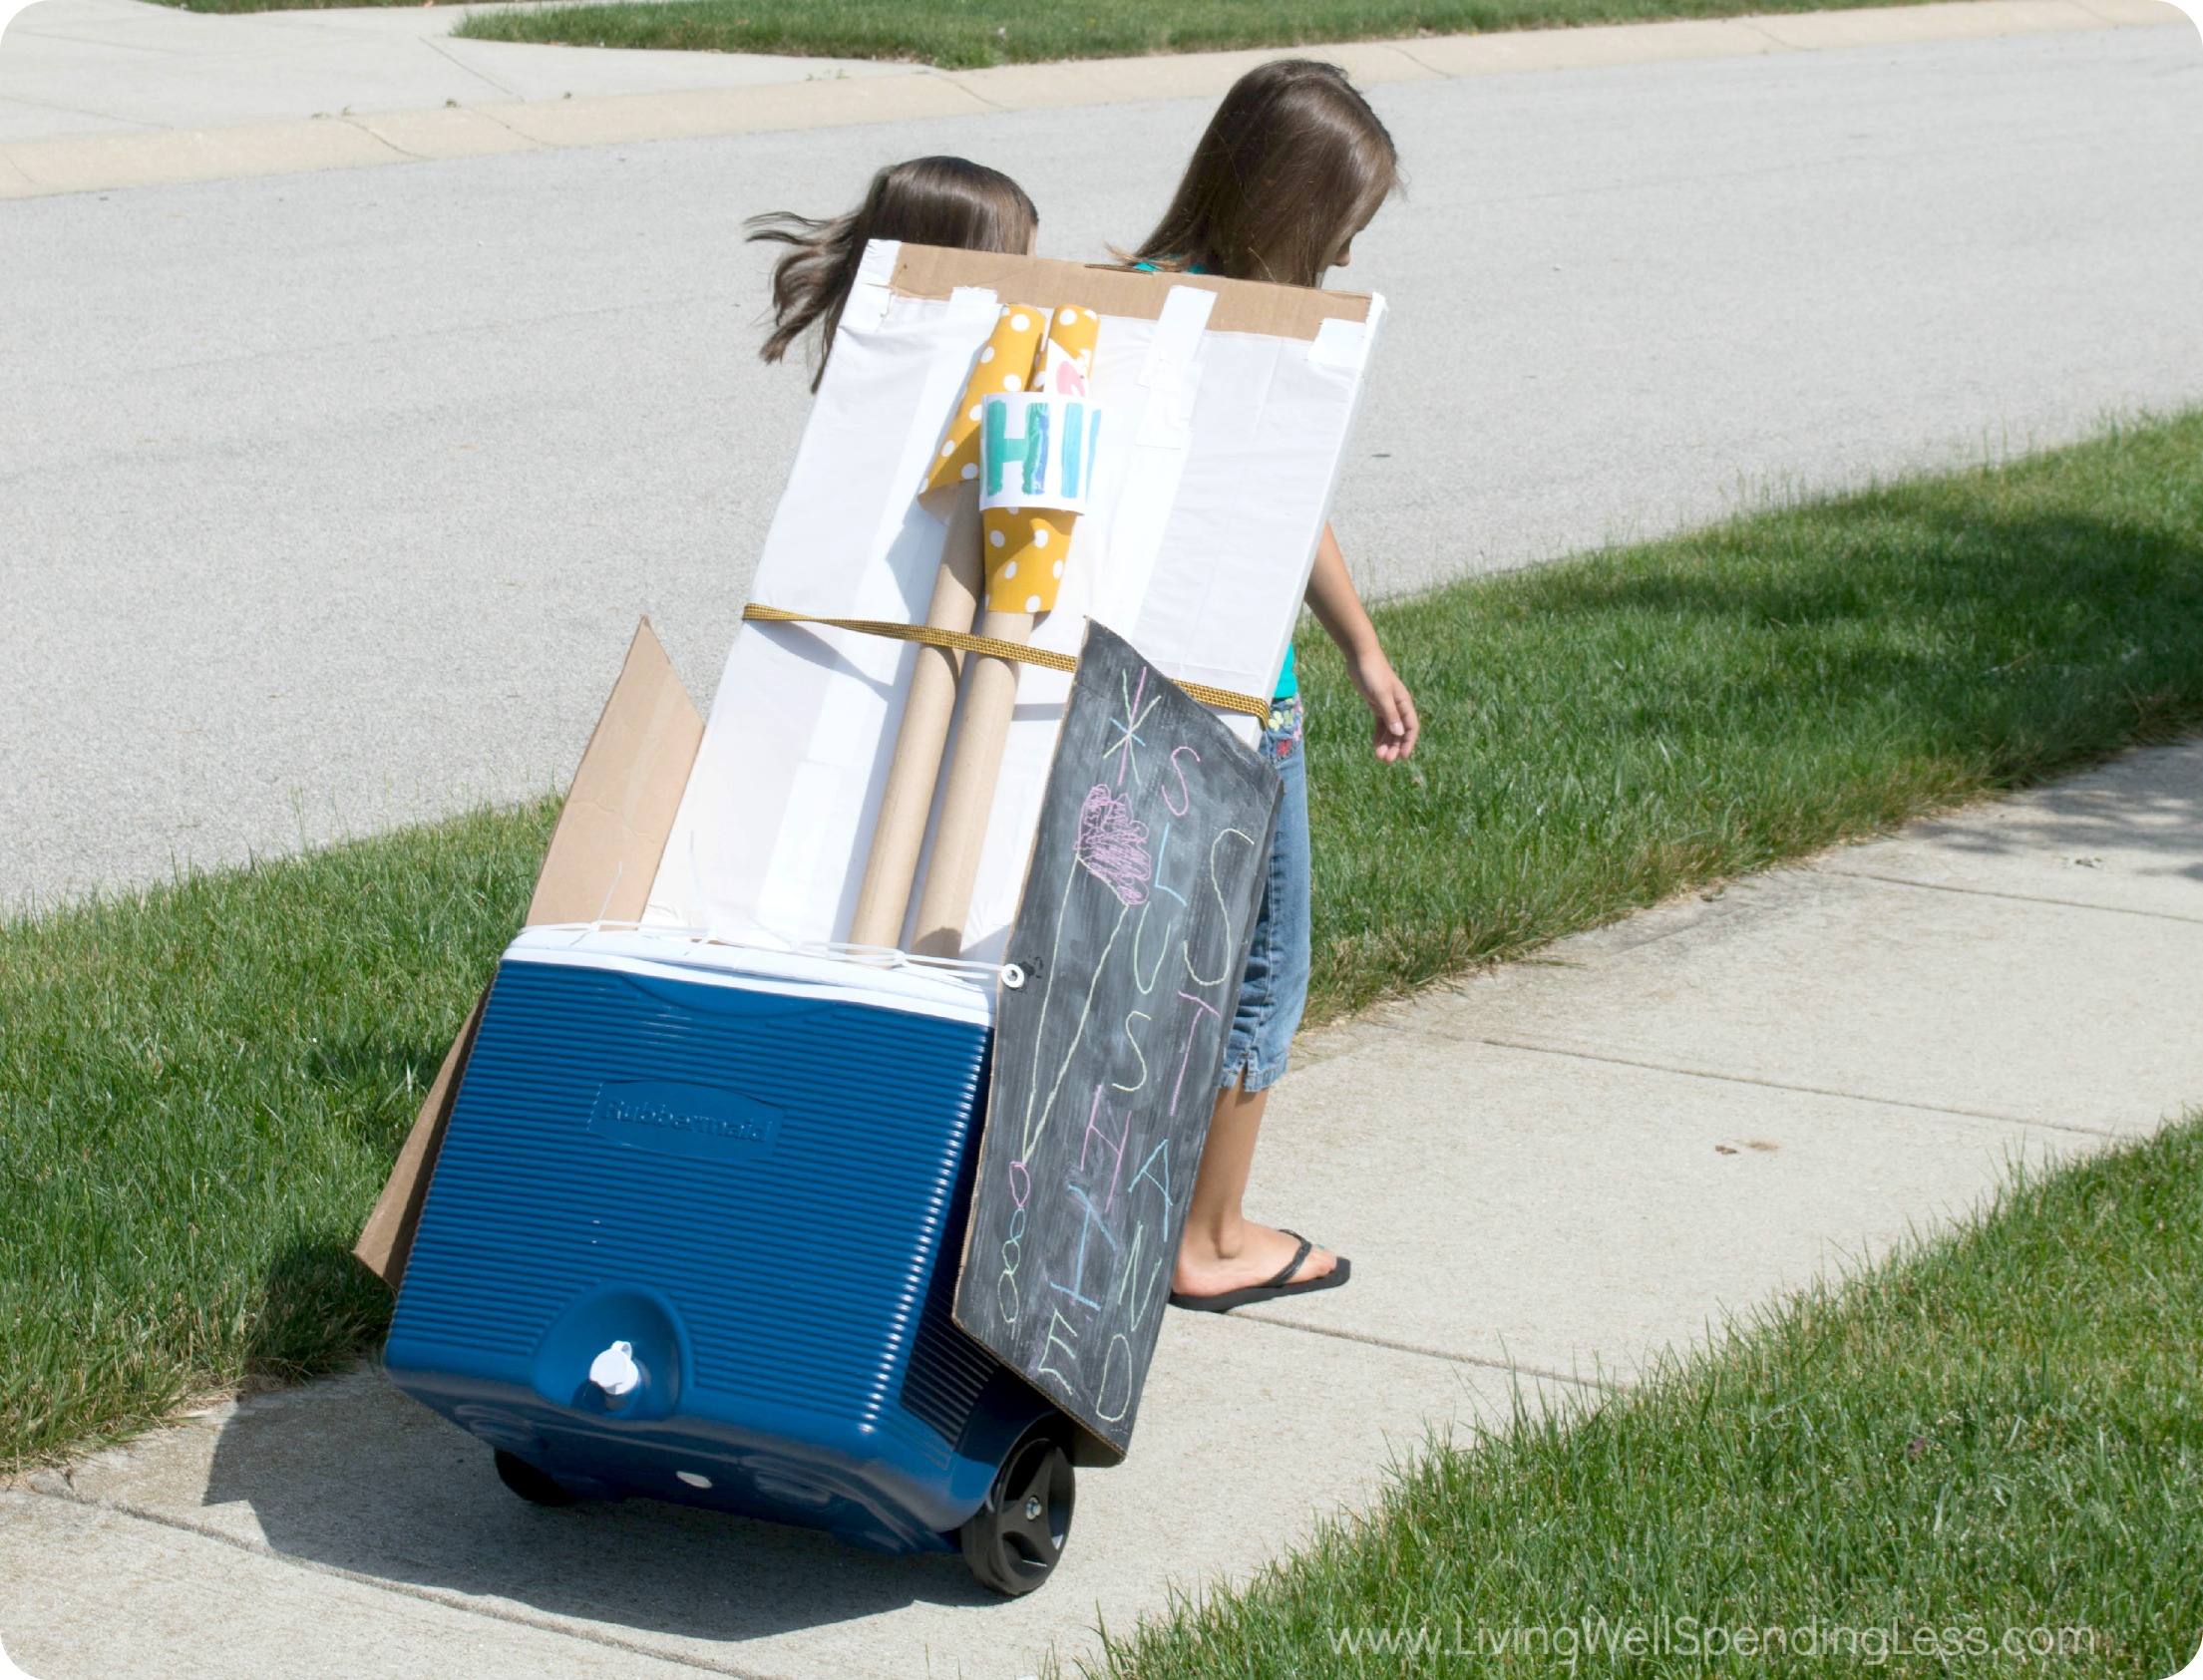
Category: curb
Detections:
[{"x1": 0, "y1": 0, "x2": 2187, "y2": 200}]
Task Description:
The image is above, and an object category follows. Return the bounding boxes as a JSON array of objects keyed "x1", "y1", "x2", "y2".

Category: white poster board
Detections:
[{"x1": 645, "y1": 243, "x2": 1384, "y2": 964}]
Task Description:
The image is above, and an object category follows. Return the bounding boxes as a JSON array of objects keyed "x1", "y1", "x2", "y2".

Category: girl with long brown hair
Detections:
[
  {"x1": 748, "y1": 155, "x2": 1040, "y2": 386},
  {"x1": 1132, "y1": 60, "x2": 1422, "y2": 1312}
]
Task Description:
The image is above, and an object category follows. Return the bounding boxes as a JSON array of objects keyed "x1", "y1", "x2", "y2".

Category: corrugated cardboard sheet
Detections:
[{"x1": 888, "y1": 244, "x2": 1374, "y2": 339}]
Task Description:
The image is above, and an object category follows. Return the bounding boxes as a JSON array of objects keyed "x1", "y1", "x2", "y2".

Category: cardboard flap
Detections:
[
  {"x1": 352, "y1": 990, "x2": 486, "y2": 1288},
  {"x1": 355, "y1": 618, "x2": 703, "y2": 1286},
  {"x1": 888, "y1": 243, "x2": 1374, "y2": 340},
  {"x1": 529, "y1": 616, "x2": 706, "y2": 926}
]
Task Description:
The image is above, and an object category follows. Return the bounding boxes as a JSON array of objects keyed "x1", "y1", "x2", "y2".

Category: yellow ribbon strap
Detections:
[{"x1": 741, "y1": 603, "x2": 1270, "y2": 720}]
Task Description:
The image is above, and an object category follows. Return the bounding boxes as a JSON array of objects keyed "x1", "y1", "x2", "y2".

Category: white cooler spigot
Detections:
[{"x1": 589, "y1": 1339, "x2": 641, "y2": 1398}]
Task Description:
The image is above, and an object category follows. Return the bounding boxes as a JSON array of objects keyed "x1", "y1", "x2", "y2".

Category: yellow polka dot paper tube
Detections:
[
  {"x1": 982, "y1": 507, "x2": 1072, "y2": 614},
  {"x1": 924, "y1": 303, "x2": 1051, "y2": 495},
  {"x1": 981, "y1": 305, "x2": 1101, "y2": 614},
  {"x1": 1037, "y1": 305, "x2": 1099, "y2": 397}
]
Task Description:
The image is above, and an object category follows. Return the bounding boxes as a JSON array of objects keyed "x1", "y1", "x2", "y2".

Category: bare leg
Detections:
[{"x1": 1171, "y1": 1072, "x2": 1336, "y2": 1297}]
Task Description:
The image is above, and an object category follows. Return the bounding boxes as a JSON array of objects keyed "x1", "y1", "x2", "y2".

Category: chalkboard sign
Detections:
[{"x1": 952, "y1": 620, "x2": 1283, "y2": 1461}]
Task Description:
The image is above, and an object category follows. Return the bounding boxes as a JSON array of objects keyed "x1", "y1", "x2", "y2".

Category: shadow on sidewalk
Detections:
[
  {"x1": 199, "y1": 1366, "x2": 998, "y2": 1645},
  {"x1": 1901, "y1": 734, "x2": 2203, "y2": 882}
]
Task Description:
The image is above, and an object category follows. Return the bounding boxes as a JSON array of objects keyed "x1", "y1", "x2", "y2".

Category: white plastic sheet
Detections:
[{"x1": 647, "y1": 244, "x2": 1384, "y2": 963}]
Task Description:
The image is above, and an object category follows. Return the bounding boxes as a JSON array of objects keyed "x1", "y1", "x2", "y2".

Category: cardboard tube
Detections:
[
  {"x1": 911, "y1": 607, "x2": 1032, "y2": 959},
  {"x1": 907, "y1": 302, "x2": 1098, "y2": 959},
  {"x1": 849, "y1": 487, "x2": 984, "y2": 948}
]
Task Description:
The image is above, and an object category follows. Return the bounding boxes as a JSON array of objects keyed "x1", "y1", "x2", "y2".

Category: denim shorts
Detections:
[{"x1": 1219, "y1": 697, "x2": 1309, "y2": 1093}]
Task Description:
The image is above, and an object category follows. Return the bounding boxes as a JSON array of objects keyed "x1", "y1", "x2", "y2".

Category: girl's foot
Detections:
[{"x1": 1171, "y1": 1219, "x2": 1336, "y2": 1302}]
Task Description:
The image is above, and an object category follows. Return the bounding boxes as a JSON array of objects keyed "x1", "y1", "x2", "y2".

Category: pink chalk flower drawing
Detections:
[
  {"x1": 1074, "y1": 784, "x2": 1151, "y2": 906},
  {"x1": 1021, "y1": 783, "x2": 1153, "y2": 1156}
]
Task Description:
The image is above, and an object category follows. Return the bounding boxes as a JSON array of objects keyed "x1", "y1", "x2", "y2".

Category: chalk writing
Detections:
[
  {"x1": 953, "y1": 621, "x2": 1282, "y2": 1460},
  {"x1": 979, "y1": 395, "x2": 1104, "y2": 511}
]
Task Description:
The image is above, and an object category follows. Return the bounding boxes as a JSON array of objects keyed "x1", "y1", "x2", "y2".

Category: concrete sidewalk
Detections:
[
  {"x1": 8, "y1": 736, "x2": 2200, "y2": 1679},
  {"x1": 0, "y1": 0, "x2": 919, "y2": 145},
  {"x1": 0, "y1": 0, "x2": 2187, "y2": 196}
]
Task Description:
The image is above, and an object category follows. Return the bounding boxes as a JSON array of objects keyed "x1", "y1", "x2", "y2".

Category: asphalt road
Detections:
[{"x1": 4, "y1": 22, "x2": 2199, "y2": 912}]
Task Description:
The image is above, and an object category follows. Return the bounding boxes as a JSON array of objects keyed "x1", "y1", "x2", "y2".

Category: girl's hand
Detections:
[
  {"x1": 1303, "y1": 520, "x2": 1420, "y2": 765},
  {"x1": 1348, "y1": 650, "x2": 1419, "y2": 763}
]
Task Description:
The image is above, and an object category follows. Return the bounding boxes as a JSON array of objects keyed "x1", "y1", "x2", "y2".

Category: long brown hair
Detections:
[
  {"x1": 748, "y1": 157, "x2": 1040, "y2": 387},
  {"x1": 1130, "y1": 60, "x2": 1398, "y2": 288}
]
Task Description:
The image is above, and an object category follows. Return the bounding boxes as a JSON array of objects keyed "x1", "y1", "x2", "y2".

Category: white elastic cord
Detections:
[{"x1": 525, "y1": 921, "x2": 1011, "y2": 987}]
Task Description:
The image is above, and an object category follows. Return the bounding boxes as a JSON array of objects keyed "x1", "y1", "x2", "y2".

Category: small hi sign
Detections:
[{"x1": 980, "y1": 394, "x2": 1104, "y2": 514}]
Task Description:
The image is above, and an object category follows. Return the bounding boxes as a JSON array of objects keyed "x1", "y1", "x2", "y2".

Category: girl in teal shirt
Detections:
[{"x1": 1133, "y1": 61, "x2": 1422, "y2": 1311}]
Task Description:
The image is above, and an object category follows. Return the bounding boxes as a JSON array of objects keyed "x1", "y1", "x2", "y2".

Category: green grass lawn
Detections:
[
  {"x1": 1302, "y1": 412, "x2": 2203, "y2": 1018},
  {"x1": 140, "y1": 0, "x2": 1953, "y2": 49},
  {"x1": 444, "y1": 0, "x2": 1940, "y2": 66},
  {"x1": 1096, "y1": 1116, "x2": 2203, "y2": 1679},
  {"x1": 0, "y1": 805, "x2": 554, "y2": 1469},
  {"x1": 4, "y1": 411, "x2": 2201, "y2": 1472}
]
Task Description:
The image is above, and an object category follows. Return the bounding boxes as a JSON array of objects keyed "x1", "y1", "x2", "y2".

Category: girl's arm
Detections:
[{"x1": 1304, "y1": 521, "x2": 1419, "y2": 764}]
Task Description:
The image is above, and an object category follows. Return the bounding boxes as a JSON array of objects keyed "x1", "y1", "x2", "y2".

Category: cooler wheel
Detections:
[
  {"x1": 494, "y1": 1449, "x2": 579, "y2": 1508},
  {"x1": 958, "y1": 1426, "x2": 1075, "y2": 1596}
]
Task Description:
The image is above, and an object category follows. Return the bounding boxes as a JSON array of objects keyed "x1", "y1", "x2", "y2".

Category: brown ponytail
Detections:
[
  {"x1": 748, "y1": 156, "x2": 1040, "y2": 388},
  {"x1": 1131, "y1": 60, "x2": 1399, "y2": 289}
]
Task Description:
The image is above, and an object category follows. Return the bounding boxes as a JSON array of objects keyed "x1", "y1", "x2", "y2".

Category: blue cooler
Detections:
[{"x1": 385, "y1": 928, "x2": 1075, "y2": 1593}]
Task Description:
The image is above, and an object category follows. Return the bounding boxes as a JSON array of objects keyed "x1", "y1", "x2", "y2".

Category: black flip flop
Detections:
[{"x1": 1168, "y1": 1231, "x2": 1350, "y2": 1314}]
